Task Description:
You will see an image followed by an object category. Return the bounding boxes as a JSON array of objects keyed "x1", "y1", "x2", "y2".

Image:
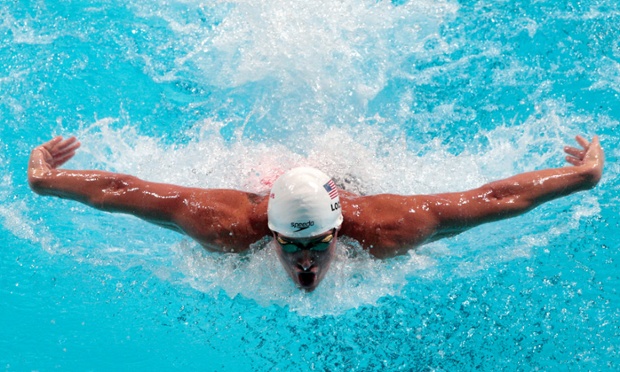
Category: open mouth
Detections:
[{"x1": 297, "y1": 272, "x2": 316, "y2": 288}]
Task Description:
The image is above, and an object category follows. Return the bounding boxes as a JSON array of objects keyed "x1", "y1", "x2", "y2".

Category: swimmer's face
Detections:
[{"x1": 272, "y1": 229, "x2": 338, "y2": 292}]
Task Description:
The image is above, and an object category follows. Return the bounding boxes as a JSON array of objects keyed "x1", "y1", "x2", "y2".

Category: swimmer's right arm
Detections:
[{"x1": 28, "y1": 137, "x2": 270, "y2": 252}]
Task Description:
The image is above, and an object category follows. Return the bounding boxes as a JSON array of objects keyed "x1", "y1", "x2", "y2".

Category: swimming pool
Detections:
[{"x1": 1, "y1": 0, "x2": 619, "y2": 369}]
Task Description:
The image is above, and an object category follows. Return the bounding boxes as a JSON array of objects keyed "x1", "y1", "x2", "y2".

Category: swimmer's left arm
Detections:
[
  {"x1": 327, "y1": 136, "x2": 601, "y2": 258},
  {"x1": 428, "y1": 135, "x2": 604, "y2": 235}
]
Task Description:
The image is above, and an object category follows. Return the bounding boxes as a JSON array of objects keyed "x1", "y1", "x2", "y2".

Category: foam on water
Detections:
[
  {"x1": 126, "y1": 0, "x2": 458, "y2": 139},
  {"x1": 0, "y1": 6, "x2": 59, "y2": 45},
  {"x1": 170, "y1": 237, "x2": 436, "y2": 316}
]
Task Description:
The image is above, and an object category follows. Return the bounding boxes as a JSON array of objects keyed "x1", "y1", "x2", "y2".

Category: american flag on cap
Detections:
[{"x1": 323, "y1": 180, "x2": 338, "y2": 199}]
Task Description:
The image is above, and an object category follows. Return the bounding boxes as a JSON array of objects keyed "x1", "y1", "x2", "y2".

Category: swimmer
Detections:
[{"x1": 28, "y1": 135, "x2": 604, "y2": 291}]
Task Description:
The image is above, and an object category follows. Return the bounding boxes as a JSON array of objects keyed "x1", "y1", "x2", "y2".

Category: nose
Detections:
[{"x1": 296, "y1": 253, "x2": 314, "y2": 271}]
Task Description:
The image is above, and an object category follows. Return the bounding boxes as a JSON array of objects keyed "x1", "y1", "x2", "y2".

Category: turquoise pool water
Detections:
[{"x1": 1, "y1": 0, "x2": 619, "y2": 370}]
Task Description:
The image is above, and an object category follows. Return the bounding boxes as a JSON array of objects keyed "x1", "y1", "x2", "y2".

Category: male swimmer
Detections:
[{"x1": 28, "y1": 135, "x2": 604, "y2": 291}]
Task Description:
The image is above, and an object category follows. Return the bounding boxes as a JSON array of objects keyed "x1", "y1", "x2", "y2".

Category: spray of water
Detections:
[{"x1": 128, "y1": 0, "x2": 459, "y2": 137}]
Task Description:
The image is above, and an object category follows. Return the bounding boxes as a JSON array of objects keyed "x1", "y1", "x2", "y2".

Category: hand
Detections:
[
  {"x1": 564, "y1": 135, "x2": 604, "y2": 184},
  {"x1": 29, "y1": 136, "x2": 81, "y2": 173}
]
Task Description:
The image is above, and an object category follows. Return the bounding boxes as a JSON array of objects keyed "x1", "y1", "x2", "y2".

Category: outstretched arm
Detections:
[
  {"x1": 340, "y1": 135, "x2": 604, "y2": 258},
  {"x1": 429, "y1": 135, "x2": 604, "y2": 236},
  {"x1": 28, "y1": 136, "x2": 269, "y2": 252},
  {"x1": 28, "y1": 136, "x2": 182, "y2": 223}
]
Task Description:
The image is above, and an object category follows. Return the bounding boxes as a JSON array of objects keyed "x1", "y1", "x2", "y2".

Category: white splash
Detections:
[
  {"x1": 0, "y1": 5, "x2": 60, "y2": 45},
  {"x1": 171, "y1": 237, "x2": 435, "y2": 317},
  {"x1": 127, "y1": 0, "x2": 459, "y2": 133}
]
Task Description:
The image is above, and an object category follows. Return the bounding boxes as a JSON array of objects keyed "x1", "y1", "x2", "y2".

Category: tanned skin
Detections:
[{"x1": 28, "y1": 135, "x2": 604, "y2": 290}]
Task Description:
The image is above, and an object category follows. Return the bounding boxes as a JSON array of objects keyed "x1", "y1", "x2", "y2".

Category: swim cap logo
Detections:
[{"x1": 291, "y1": 221, "x2": 314, "y2": 232}]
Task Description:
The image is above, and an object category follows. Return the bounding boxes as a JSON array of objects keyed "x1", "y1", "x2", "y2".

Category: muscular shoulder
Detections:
[
  {"x1": 339, "y1": 192, "x2": 442, "y2": 257},
  {"x1": 174, "y1": 189, "x2": 270, "y2": 252}
]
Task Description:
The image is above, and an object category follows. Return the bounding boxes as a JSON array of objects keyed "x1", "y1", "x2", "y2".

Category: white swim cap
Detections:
[{"x1": 268, "y1": 167, "x2": 343, "y2": 238}]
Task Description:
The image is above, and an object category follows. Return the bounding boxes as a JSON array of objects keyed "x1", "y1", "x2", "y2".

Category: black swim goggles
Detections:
[{"x1": 274, "y1": 229, "x2": 336, "y2": 253}]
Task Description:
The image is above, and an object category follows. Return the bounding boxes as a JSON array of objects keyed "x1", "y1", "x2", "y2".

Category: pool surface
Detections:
[{"x1": 1, "y1": 0, "x2": 619, "y2": 370}]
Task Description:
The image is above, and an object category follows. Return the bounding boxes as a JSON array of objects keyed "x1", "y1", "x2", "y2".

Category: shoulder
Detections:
[
  {"x1": 338, "y1": 192, "x2": 442, "y2": 257},
  {"x1": 173, "y1": 189, "x2": 271, "y2": 252},
  {"x1": 180, "y1": 189, "x2": 269, "y2": 226}
]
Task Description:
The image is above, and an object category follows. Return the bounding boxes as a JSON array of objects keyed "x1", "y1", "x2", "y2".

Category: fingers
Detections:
[
  {"x1": 564, "y1": 146, "x2": 583, "y2": 158},
  {"x1": 52, "y1": 138, "x2": 80, "y2": 167},
  {"x1": 57, "y1": 136, "x2": 81, "y2": 154},
  {"x1": 36, "y1": 136, "x2": 81, "y2": 168},
  {"x1": 564, "y1": 135, "x2": 590, "y2": 166},
  {"x1": 565, "y1": 155, "x2": 582, "y2": 166},
  {"x1": 566, "y1": 135, "x2": 595, "y2": 157},
  {"x1": 42, "y1": 136, "x2": 80, "y2": 154},
  {"x1": 41, "y1": 136, "x2": 64, "y2": 151},
  {"x1": 565, "y1": 135, "x2": 604, "y2": 168},
  {"x1": 575, "y1": 135, "x2": 590, "y2": 150}
]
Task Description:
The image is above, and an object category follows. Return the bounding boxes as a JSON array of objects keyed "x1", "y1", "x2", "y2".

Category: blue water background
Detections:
[{"x1": 1, "y1": 0, "x2": 619, "y2": 370}]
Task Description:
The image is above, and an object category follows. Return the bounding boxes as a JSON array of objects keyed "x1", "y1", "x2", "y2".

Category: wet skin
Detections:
[{"x1": 272, "y1": 230, "x2": 338, "y2": 291}]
